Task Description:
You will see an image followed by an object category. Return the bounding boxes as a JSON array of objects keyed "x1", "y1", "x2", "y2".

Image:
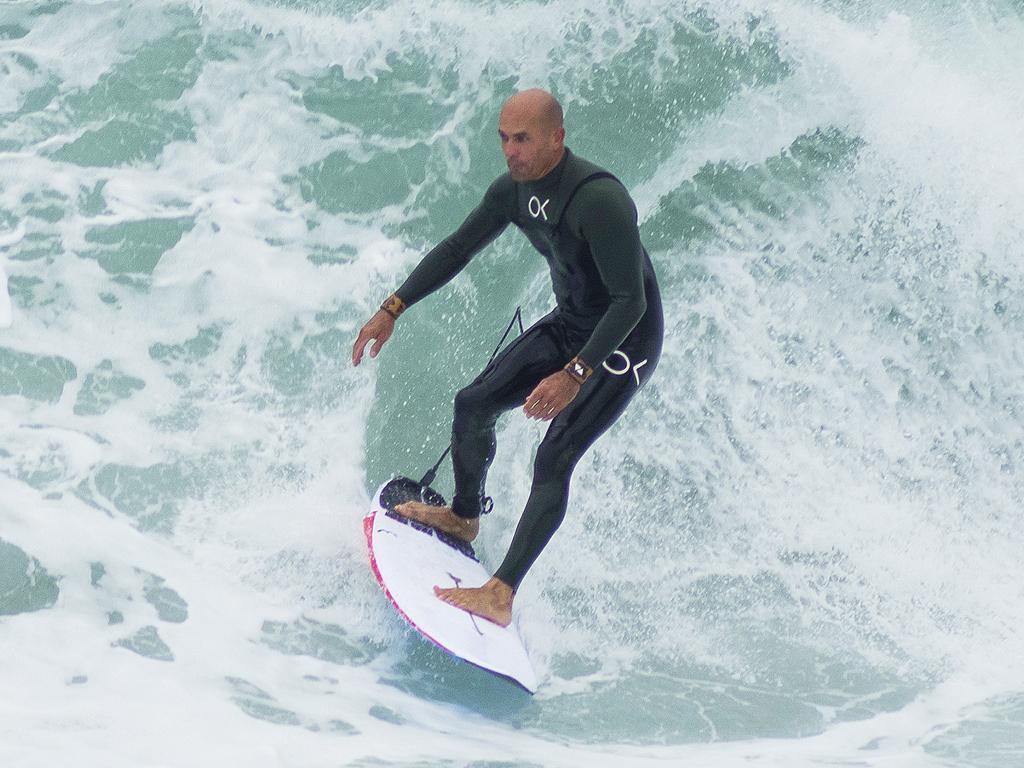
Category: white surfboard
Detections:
[{"x1": 364, "y1": 477, "x2": 537, "y2": 694}]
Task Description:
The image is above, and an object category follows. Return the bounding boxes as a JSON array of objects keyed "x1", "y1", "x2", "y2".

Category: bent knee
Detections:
[
  {"x1": 454, "y1": 384, "x2": 485, "y2": 417},
  {"x1": 453, "y1": 383, "x2": 501, "y2": 430}
]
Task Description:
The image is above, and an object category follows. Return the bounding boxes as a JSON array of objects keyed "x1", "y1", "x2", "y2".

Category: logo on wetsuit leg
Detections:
[
  {"x1": 603, "y1": 350, "x2": 648, "y2": 386},
  {"x1": 527, "y1": 196, "x2": 550, "y2": 221}
]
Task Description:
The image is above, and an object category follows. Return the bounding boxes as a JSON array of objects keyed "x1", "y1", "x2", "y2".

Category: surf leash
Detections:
[{"x1": 418, "y1": 306, "x2": 525, "y2": 489}]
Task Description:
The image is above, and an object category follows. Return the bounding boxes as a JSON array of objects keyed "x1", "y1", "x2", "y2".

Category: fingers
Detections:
[
  {"x1": 370, "y1": 320, "x2": 393, "y2": 359},
  {"x1": 351, "y1": 311, "x2": 395, "y2": 366},
  {"x1": 523, "y1": 372, "x2": 580, "y2": 421},
  {"x1": 522, "y1": 385, "x2": 548, "y2": 420},
  {"x1": 538, "y1": 402, "x2": 560, "y2": 421},
  {"x1": 523, "y1": 383, "x2": 561, "y2": 421},
  {"x1": 525, "y1": 401, "x2": 556, "y2": 421},
  {"x1": 351, "y1": 329, "x2": 371, "y2": 366},
  {"x1": 370, "y1": 337, "x2": 385, "y2": 358}
]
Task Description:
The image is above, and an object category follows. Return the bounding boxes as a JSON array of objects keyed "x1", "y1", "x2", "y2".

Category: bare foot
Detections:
[
  {"x1": 393, "y1": 500, "x2": 480, "y2": 543},
  {"x1": 434, "y1": 577, "x2": 514, "y2": 627}
]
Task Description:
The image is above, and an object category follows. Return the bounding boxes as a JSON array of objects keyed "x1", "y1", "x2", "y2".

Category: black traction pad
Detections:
[{"x1": 377, "y1": 476, "x2": 477, "y2": 561}]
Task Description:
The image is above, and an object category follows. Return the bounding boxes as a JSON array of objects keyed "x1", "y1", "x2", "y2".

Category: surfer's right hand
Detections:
[{"x1": 352, "y1": 309, "x2": 396, "y2": 366}]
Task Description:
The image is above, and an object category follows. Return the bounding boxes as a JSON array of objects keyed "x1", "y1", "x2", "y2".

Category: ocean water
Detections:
[{"x1": 2, "y1": 0, "x2": 1023, "y2": 765}]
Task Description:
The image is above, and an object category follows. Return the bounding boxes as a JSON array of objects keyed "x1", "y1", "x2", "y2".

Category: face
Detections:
[{"x1": 498, "y1": 102, "x2": 565, "y2": 182}]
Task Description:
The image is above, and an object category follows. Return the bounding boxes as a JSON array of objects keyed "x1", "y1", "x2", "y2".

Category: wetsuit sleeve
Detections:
[
  {"x1": 394, "y1": 175, "x2": 513, "y2": 308},
  {"x1": 566, "y1": 177, "x2": 647, "y2": 367}
]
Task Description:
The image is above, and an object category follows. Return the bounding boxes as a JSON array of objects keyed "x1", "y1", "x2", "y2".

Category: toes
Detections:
[{"x1": 436, "y1": 589, "x2": 467, "y2": 609}]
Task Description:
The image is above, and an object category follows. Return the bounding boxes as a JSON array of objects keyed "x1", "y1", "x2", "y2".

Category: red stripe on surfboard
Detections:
[{"x1": 364, "y1": 512, "x2": 468, "y2": 663}]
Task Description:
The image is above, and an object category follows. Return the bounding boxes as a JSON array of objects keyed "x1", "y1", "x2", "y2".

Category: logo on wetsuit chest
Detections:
[
  {"x1": 527, "y1": 195, "x2": 551, "y2": 222},
  {"x1": 603, "y1": 350, "x2": 648, "y2": 386}
]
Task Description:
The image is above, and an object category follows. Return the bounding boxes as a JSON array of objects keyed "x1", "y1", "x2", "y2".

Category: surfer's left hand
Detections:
[{"x1": 523, "y1": 371, "x2": 580, "y2": 421}]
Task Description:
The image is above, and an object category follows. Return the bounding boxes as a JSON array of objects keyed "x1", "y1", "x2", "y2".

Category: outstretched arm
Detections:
[
  {"x1": 350, "y1": 176, "x2": 513, "y2": 366},
  {"x1": 393, "y1": 183, "x2": 511, "y2": 308}
]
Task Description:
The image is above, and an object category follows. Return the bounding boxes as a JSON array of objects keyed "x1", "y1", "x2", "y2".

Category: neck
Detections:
[{"x1": 534, "y1": 146, "x2": 566, "y2": 181}]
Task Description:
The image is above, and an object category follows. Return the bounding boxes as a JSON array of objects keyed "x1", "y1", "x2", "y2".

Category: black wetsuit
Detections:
[{"x1": 394, "y1": 148, "x2": 664, "y2": 589}]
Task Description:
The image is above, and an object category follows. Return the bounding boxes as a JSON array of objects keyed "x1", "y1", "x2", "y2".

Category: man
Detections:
[{"x1": 351, "y1": 89, "x2": 663, "y2": 627}]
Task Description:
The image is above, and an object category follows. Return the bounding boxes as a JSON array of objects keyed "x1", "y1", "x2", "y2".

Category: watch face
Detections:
[{"x1": 574, "y1": 363, "x2": 584, "y2": 375}]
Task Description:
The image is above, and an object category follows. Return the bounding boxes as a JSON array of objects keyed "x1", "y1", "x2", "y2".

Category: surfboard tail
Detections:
[{"x1": 363, "y1": 477, "x2": 538, "y2": 694}]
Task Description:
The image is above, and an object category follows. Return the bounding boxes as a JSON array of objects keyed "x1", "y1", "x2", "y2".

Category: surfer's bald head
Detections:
[
  {"x1": 501, "y1": 88, "x2": 564, "y2": 132},
  {"x1": 498, "y1": 89, "x2": 566, "y2": 181}
]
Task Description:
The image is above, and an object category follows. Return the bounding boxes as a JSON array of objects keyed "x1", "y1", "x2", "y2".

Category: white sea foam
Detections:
[
  {"x1": 2, "y1": 0, "x2": 1023, "y2": 765},
  {"x1": 0, "y1": 223, "x2": 21, "y2": 328}
]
